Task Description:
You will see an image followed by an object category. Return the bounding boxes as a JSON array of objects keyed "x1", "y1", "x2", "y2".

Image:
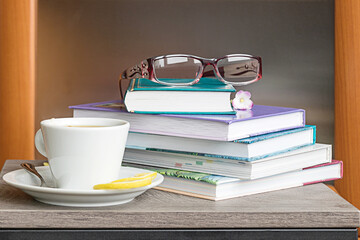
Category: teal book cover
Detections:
[
  {"x1": 234, "y1": 125, "x2": 316, "y2": 144},
  {"x1": 124, "y1": 77, "x2": 236, "y2": 114},
  {"x1": 128, "y1": 77, "x2": 236, "y2": 92},
  {"x1": 141, "y1": 126, "x2": 316, "y2": 162}
]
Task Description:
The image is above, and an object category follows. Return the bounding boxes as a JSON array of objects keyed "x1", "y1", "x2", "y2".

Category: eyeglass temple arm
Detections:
[
  {"x1": 119, "y1": 60, "x2": 152, "y2": 99},
  {"x1": 120, "y1": 64, "x2": 143, "y2": 80},
  {"x1": 118, "y1": 76, "x2": 125, "y2": 100}
]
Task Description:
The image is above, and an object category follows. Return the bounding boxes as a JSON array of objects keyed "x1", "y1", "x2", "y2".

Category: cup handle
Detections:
[{"x1": 35, "y1": 129, "x2": 47, "y2": 157}]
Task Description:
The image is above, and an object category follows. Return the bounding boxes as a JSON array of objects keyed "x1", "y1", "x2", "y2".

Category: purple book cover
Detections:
[{"x1": 69, "y1": 100, "x2": 306, "y2": 125}]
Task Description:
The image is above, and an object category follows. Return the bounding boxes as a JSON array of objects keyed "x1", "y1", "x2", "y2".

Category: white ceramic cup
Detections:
[{"x1": 35, "y1": 118, "x2": 130, "y2": 190}]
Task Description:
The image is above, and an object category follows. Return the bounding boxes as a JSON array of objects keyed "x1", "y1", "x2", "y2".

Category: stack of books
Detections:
[{"x1": 70, "y1": 79, "x2": 342, "y2": 201}]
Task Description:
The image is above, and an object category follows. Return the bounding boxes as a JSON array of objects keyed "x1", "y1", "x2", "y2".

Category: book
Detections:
[
  {"x1": 123, "y1": 78, "x2": 236, "y2": 114},
  {"x1": 123, "y1": 144, "x2": 332, "y2": 179},
  {"x1": 126, "y1": 125, "x2": 316, "y2": 161},
  {"x1": 70, "y1": 100, "x2": 305, "y2": 141},
  {"x1": 125, "y1": 160, "x2": 343, "y2": 201}
]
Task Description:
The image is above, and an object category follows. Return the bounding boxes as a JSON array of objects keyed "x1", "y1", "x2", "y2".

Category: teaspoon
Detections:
[{"x1": 20, "y1": 163, "x2": 47, "y2": 187}]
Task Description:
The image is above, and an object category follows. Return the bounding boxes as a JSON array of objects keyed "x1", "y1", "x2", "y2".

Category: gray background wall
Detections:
[{"x1": 37, "y1": 0, "x2": 334, "y2": 157}]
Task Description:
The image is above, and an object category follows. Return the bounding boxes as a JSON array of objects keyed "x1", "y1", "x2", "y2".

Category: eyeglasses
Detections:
[{"x1": 119, "y1": 54, "x2": 262, "y2": 98}]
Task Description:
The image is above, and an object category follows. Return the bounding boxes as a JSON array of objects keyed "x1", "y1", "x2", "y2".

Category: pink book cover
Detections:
[{"x1": 303, "y1": 160, "x2": 343, "y2": 186}]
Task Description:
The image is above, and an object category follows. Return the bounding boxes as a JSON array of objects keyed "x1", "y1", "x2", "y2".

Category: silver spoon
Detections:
[{"x1": 20, "y1": 163, "x2": 48, "y2": 187}]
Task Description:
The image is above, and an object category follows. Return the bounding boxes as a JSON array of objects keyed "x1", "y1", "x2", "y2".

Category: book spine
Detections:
[
  {"x1": 303, "y1": 161, "x2": 343, "y2": 186},
  {"x1": 304, "y1": 160, "x2": 341, "y2": 169}
]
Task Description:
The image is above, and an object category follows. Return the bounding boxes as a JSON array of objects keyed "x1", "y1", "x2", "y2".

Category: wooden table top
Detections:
[{"x1": 0, "y1": 160, "x2": 359, "y2": 229}]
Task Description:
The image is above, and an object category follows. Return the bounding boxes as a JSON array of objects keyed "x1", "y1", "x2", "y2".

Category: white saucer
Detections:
[{"x1": 2, "y1": 166, "x2": 163, "y2": 207}]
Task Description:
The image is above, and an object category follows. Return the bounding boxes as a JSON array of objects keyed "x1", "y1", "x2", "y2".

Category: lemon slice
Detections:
[{"x1": 93, "y1": 172, "x2": 157, "y2": 190}]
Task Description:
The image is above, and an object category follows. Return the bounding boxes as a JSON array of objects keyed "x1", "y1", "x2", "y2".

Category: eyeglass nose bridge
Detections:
[
  {"x1": 202, "y1": 58, "x2": 217, "y2": 66},
  {"x1": 197, "y1": 59, "x2": 223, "y2": 81}
]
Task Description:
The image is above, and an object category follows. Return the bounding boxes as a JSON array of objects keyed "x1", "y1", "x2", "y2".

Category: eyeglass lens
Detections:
[
  {"x1": 217, "y1": 56, "x2": 260, "y2": 83},
  {"x1": 153, "y1": 57, "x2": 203, "y2": 84}
]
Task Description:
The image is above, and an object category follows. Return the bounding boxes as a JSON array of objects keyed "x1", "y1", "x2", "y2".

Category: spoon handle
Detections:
[{"x1": 20, "y1": 163, "x2": 47, "y2": 187}]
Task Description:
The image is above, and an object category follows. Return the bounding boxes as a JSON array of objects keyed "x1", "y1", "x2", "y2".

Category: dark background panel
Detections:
[{"x1": 37, "y1": 0, "x2": 334, "y2": 158}]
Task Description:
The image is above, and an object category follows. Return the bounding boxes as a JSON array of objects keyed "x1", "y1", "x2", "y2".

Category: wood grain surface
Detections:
[
  {"x1": 334, "y1": 0, "x2": 360, "y2": 210},
  {"x1": 0, "y1": 160, "x2": 358, "y2": 229},
  {"x1": 0, "y1": 0, "x2": 37, "y2": 168}
]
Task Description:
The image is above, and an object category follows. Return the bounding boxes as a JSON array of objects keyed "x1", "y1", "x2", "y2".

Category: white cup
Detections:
[{"x1": 35, "y1": 118, "x2": 130, "y2": 190}]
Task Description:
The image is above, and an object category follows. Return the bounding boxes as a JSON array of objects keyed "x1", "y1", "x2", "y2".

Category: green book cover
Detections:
[{"x1": 142, "y1": 167, "x2": 238, "y2": 185}]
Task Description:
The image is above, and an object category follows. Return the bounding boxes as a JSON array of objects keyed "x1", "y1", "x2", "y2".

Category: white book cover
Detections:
[
  {"x1": 126, "y1": 160, "x2": 342, "y2": 201},
  {"x1": 123, "y1": 144, "x2": 332, "y2": 179}
]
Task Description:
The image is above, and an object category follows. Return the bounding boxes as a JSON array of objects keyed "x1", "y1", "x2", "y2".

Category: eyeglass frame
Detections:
[{"x1": 118, "y1": 54, "x2": 262, "y2": 99}]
